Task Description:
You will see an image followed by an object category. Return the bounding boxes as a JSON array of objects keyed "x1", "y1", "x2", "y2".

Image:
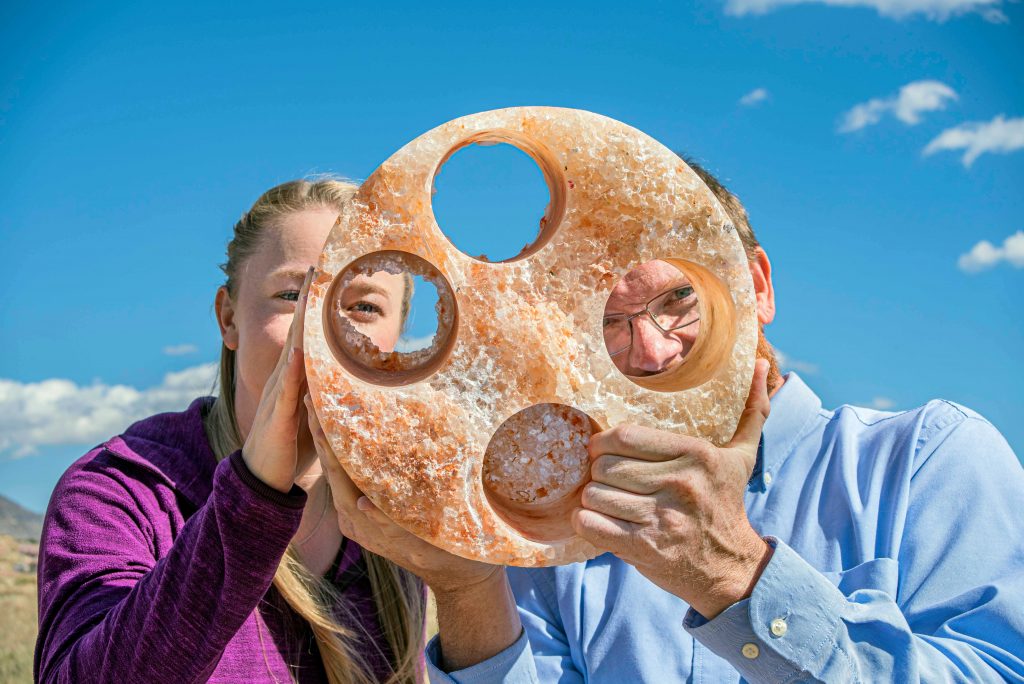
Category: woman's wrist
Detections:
[
  {"x1": 240, "y1": 447, "x2": 295, "y2": 494},
  {"x1": 235, "y1": 450, "x2": 303, "y2": 502}
]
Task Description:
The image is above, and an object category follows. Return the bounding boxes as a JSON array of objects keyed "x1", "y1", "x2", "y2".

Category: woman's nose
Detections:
[{"x1": 627, "y1": 316, "x2": 685, "y2": 374}]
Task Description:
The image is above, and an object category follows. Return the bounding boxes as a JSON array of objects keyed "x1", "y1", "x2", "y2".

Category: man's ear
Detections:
[
  {"x1": 215, "y1": 286, "x2": 239, "y2": 351},
  {"x1": 748, "y1": 248, "x2": 776, "y2": 326}
]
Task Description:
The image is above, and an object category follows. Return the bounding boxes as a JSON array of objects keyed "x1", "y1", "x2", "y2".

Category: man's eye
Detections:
[
  {"x1": 278, "y1": 291, "x2": 300, "y2": 302},
  {"x1": 669, "y1": 286, "x2": 694, "y2": 301}
]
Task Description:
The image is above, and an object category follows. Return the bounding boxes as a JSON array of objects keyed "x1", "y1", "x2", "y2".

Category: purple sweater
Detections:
[{"x1": 35, "y1": 398, "x2": 395, "y2": 683}]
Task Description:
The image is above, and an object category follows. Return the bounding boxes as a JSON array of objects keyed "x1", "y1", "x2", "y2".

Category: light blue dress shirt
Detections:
[{"x1": 426, "y1": 373, "x2": 1024, "y2": 682}]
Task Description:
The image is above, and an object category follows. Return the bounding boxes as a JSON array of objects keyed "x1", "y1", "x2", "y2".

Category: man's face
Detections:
[{"x1": 603, "y1": 260, "x2": 701, "y2": 377}]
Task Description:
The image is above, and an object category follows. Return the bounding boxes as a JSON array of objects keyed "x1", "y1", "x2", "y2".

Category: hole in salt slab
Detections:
[
  {"x1": 603, "y1": 259, "x2": 701, "y2": 377},
  {"x1": 603, "y1": 257, "x2": 737, "y2": 393},
  {"x1": 324, "y1": 251, "x2": 457, "y2": 387},
  {"x1": 431, "y1": 141, "x2": 553, "y2": 263},
  {"x1": 482, "y1": 403, "x2": 600, "y2": 543},
  {"x1": 394, "y1": 275, "x2": 441, "y2": 353}
]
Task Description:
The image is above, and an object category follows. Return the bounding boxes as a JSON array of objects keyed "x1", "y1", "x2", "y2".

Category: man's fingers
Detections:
[
  {"x1": 572, "y1": 507, "x2": 636, "y2": 553},
  {"x1": 590, "y1": 454, "x2": 675, "y2": 494},
  {"x1": 589, "y1": 423, "x2": 701, "y2": 463},
  {"x1": 580, "y1": 482, "x2": 653, "y2": 524},
  {"x1": 727, "y1": 358, "x2": 771, "y2": 454}
]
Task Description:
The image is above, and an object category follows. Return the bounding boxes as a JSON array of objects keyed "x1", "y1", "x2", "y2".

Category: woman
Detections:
[{"x1": 35, "y1": 179, "x2": 425, "y2": 683}]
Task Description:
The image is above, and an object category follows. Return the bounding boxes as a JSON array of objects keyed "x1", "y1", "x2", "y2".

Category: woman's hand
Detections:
[
  {"x1": 303, "y1": 394, "x2": 498, "y2": 594},
  {"x1": 241, "y1": 268, "x2": 314, "y2": 493},
  {"x1": 306, "y1": 396, "x2": 523, "y2": 670}
]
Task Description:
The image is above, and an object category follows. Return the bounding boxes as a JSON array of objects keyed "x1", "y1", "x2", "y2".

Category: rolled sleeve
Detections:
[
  {"x1": 425, "y1": 629, "x2": 537, "y2": 684},
  {"x1": 685, "y1": 539, "x2": 850, "y2": 683}
]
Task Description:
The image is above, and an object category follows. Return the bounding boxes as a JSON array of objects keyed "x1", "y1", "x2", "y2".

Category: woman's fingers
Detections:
[
  {"x1": 288, "y1": 267, "x2": 314, "y2": 354},
  {"x1": 274, "y1": 268, "x2": 314, "y2": 413},
  {"x1": 239, "y1": 269, "x2": 318, "y2": 493}
]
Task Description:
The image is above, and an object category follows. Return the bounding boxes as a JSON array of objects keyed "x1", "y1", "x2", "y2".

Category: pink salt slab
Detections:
[{"x1": 304, "y1": 107, "x2": 757, "y2": 567}]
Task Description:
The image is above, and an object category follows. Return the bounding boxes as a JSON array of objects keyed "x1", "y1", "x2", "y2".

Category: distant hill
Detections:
[{"x1": 0, "y1": 495, "x2": 44, "y2": 540}]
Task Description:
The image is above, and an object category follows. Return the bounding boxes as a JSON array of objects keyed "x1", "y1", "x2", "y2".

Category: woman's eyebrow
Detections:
[
  {"x1": 343, "y1": 281, "x2": 392, "y2": 299},
  {"x1": 269, "y1": 268, "x2": 310, "y2": 282}
]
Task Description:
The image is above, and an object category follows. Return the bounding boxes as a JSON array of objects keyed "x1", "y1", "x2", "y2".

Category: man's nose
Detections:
[{"x1": 628, "y1": 316, "x2": 684, "y2": 374}]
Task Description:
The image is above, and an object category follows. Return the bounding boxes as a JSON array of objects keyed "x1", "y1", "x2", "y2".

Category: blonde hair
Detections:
[{"x1": 205, "y1": 178, "x2": 426, "y2": 684}]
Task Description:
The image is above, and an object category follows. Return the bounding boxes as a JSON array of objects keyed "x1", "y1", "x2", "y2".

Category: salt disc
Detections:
[{"x1": 305, "y1": 107, "x2": 757, "y2": 566}]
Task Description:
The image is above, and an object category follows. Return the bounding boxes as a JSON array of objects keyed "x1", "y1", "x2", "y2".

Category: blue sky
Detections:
[{"x1": 1, "y1": 0, "x2": 1022, "y2": 513}]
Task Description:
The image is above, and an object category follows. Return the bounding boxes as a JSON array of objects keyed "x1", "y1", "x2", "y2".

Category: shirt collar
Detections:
[{"x1": 757, "y1": 372, "x2": 823, "y2": 482}]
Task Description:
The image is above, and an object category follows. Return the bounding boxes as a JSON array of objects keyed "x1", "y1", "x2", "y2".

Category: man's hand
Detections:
[{"x1": 573, "y1": 358, "x2": 774, "y2": 619}]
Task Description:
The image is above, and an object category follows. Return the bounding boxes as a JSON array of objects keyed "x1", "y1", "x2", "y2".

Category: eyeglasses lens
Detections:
[
  {"x1": 650, "y1": 286, "x2": 699, "y2": 331},
  {"x1": 602, "y1": 285, "x2": 699, "y2": 357}
]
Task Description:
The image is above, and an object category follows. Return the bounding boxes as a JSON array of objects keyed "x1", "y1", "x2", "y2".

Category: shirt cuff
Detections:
[
  {"x1": 425, "y1": 629, "x2": 536, "y2": 684},
  {"x1": 684, "y1": 538, "x2": 847, "y2": 682},
  {"x1": 228, "y1": 449, "x2": 307, "y2": 509}
]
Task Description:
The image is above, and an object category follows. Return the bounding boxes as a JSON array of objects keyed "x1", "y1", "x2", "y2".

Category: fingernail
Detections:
[
  {"x1": 287, "y1": 347, "x2": 294, "y2": 363},
  {"x1": 357, "y1": 497, "x2": 372, "y2": 512}
]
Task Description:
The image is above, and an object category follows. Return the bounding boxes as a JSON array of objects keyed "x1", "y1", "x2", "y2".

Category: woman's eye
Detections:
[
  {"x1": 278, "y1": 290, "x2": 300, "y2": 302},
  {"x1": 346, "y1": 301, "x2": 384, "y2": 321}
]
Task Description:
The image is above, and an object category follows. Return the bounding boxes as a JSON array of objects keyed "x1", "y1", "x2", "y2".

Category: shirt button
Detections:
[
  {"x1": 741, "y1": 643, "x2": 760, "y2": 659},
  {"x1": 770, "y1": 617, "x2": 788, "y2": 637},
  {"x1": 763, "y1": 472, "x2": 773, "y2": 485}
]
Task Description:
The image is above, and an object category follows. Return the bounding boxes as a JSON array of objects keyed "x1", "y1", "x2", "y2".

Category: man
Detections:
[{"x1": 328, "y1": 159, "x2": 1024, "y2": 682}]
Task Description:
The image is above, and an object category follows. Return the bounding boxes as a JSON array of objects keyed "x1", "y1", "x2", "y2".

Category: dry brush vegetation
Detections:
[{"x1": 0, "y1": 535, "x2": 37, "y2": 684}]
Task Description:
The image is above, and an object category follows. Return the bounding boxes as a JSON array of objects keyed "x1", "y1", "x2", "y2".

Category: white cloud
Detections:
[
  {"x1": 870, "y1": 396, "x2": 897, "y2": 410},
  {"x1": 0, "y1": 363, "x2": 217, "y2": 458},
  {"x1": 923, "y1": 115, "x2": 1024, "y2": 166},
  {"x1": 774, "y1": 349, "x2": 819, "y2": 375},
  {"x1": 163, "y1": 343, "x2": 199, "y2": 356},
  {"x1": 724, "y1": 0, "x2": 1007, "y2": 22},
  {"x1": 957, "y1": 230, "x2": 1024, "y2": 272},
  {"x1": 394, "y1": 334, "x2": 436, "y2": 353},
  {"x1": 839, "y1": 80, "x2": 957, "y2": 133},
  {"x1": 740, "y1": 88, "x2": 769, "y2": 106}
]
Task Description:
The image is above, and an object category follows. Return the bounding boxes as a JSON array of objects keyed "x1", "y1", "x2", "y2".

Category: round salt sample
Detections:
[{"x1": 304, "y1": 107, "x2": 757, "y2": 566}]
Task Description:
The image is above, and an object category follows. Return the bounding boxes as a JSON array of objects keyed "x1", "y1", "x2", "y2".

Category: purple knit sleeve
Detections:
[{"x1": 35, "y1": 450, "x2": 306, "y2": 684}]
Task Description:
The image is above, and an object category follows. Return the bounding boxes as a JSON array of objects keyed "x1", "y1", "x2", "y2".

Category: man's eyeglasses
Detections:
[{"x1": 602, "y1": 285, "x2": 700, "y2": 357}]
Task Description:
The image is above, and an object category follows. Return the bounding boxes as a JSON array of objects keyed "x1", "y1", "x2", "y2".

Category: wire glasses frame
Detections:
[{"x1": 603, "y1": 285, "x2": 701, "y2": 357}]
